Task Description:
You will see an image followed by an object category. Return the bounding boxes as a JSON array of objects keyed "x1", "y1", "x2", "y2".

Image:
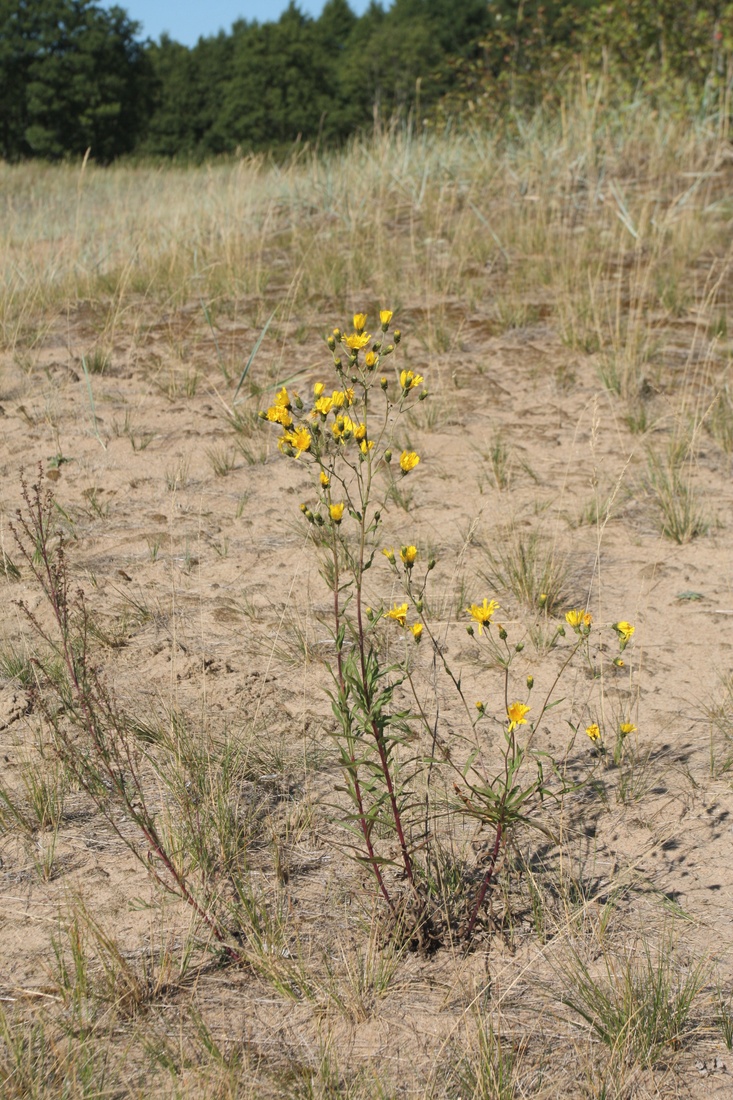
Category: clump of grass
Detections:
[
  {"x1": 707, "y1": 384, "x2": 733, "y2": 454},
  {"x1": 562, "y1": 934, "x2": 706, "y2": 1067},
  {"x1": 83, "y1": 347, "x2": 110, "y2": 375},
  {"x1": 482, "y1": 433, "x2": 513, "y2": 491},
  {"x1": 645, "y1": 444, "x2": 707, "y2": 543},
  {"x1": 482, "y1": 527, "x2": 573, "y2": 614},
  {"x1": 206, "y1": 444, "x2": 237, "y2": 477}
]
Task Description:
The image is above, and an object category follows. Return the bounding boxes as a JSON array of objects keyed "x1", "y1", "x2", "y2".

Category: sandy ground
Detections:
[{"x1": 1, "y1": 293, "x2": 733, "y2": 1096}]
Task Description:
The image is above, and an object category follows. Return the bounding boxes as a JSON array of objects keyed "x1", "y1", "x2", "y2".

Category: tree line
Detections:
[{"x1": 2, "y1": 0, "x2": 732, "y2": 163}]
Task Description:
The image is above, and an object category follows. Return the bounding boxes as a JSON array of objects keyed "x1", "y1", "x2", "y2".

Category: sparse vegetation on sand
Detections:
[{"x1": 1, "y1": 89, "x2": 733, "y2": 1096}]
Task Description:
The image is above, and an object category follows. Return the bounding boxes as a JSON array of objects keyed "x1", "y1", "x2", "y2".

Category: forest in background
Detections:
[{"x1": 1, "y1": 0, "x2": 733, "y2": 162}]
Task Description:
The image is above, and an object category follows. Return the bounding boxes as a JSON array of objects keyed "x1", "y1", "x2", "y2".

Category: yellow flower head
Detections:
[
  {"x1": 274, "y1": 386, "x2": 290, "y2": 408},
  {"x1": 329, "y1": 502, "x2": 345, "y2": 524},
  {"x1": 313, "y1": 396, "x2": 334, "y2": 416},
  {"x1": 400, "y1": 545, "x2": 418, "y2": 567},
  {"x1": 319, "y1": 470, "x2": 330, "y2": 488},
  {"x1": 507, "y1": 702, "x2": 530, "y2": 732},
  {"x1": 399, "y1": 450, "x2": 420, "y2": 473},
  {"x1": 332, "y1": 414, "x2": 357, "y2": 442},
  {"x1": 410, "y1": 623, "x2": 423, "y2": 642},
  {"x1": 382, "y1": 547, "x2": 396, "y2": 563},
  {"x1": 354, "y1": 423, "x2": 367, "y2": 441},
  {"x1": 565, "y1": 609, "x2": 592, "y2": 632},
  {"x1": 266, "y1": 405, "x2": 293, "y2": 428},
  {"x1": 586, "y1": 723, "x2": 602, "y2": 743},
  {"x1": 614, "y1": 621, "x2": 635, "y2": 649},
  {"x1": 360, "y1": 439, "x2": 375, "y2": 454},
  {"x1": 314, "y1": 382, "x2": 325, "y2": 397},
  {"x1": 365, "y1": 351, "x2": 378, "y2": 369},
  {"x1": 619, "y1": 722, "x2": 637, "y2": 736},
  {"x1": 342, "y1": 332, "x2": 371, "y2": 351},
  {"x1": 380, "y1": 309, "x2": 393, "y2": 328},
  {"x1": 287, "y1": 426, "x2": 312, "y2": 457},
  {"x1": 466, "y1": 598, "x2": 499, "y2": 635},
  {"x1": 353, "y1": 312, "x2": 367, "y2": 333},
  {"x1": 331, "y1": 390, "x2": 347, "y2": 408},
  {"x1": 387, "y1": 602, "x2": 408, "y2": 627},
  {"x1": 400, "y1": 370, "x2": 424, "y2": 391}
]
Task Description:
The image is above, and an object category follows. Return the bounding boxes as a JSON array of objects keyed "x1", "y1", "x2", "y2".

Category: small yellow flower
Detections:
[
  {"x1": 365, "y1": 351, "x2": 378, "y2": 368},
  {"x1": 382, "y1": 547, "x2": 396, "y2": 563},
  {"x1": 314, "y1": 382, "x2": 325, "y2": 397},
  {"x1": 273, "y1": 386, "x2": 290, "y2": 408},
  {"x1": 332, "y1": 414, "x2": 356, "y2": 441},
  {"x1": 329, "y1": 502, "x2": 345, "y2": 523},
  {"x1": 353, "y1": 312, "x2": 367, "y2": 333},
  {"x1": 507, "y1": 702, "x2": 530, "y2": 732},
  {"x1": 400, "y1": 370, "x2": 424, "y2": 391},
  {"x1": 619, "y1": 722, "x2": 637, "y2": 736},
  {"x1": 475, "y1": 701, "x2": 485, "y2": 714},
  {"x1": 400, "y1": 545, "x2": 418, "y2": 567},
  {"x1": 359, "y1": 439, "x2": 375, "y2": 454},
  {"x1": 313, "y1": 396, "x2": 334, "y2": 416},
  {"x1": 386, "y1": 602, "x2": 408, "y2": 627},
  {"x1": 586, "y1": 723, "x2": 602, "y2": 743},
  {"x1": 614, "y1": 621, "x2": 635, "y2": 649},
  {"x1": 565, "y1": 609, "x2": 592, "y2": 632},
  {"x1": 331, "y1": 390, "x2": 347, "y2": 407},
  {"x1": 319, "y1": 471, "x2": 330, "y2": 488},
  {"x1": 288, "y1": 426, "x2": 312, "y2": 457},
  {"x1": 354, "y1": 423, "x2": 367, "y2": 441},
  {"x1": 266, "y1": 405, "x2": 293, "y2": 427},
  {"x1": 466, "y1": 598, "x2": 499, "y2": 635},
  {"x1": 410, "y1": 623, "x2": 423, "y2": 642},
  {"x1": 399, "y1": 450, "x2": 420, "y2": 473},
  {"x1": 342, "y1": 332, "x2": 371, "y2": 351},
  {"x1": 380, "y1": 309, "x2": 393, "y2": 328}
]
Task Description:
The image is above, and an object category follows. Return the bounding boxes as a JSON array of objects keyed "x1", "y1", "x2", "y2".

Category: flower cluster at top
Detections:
[{"x1": 259, "y1": 311, "x2": 424, "y2": 482}]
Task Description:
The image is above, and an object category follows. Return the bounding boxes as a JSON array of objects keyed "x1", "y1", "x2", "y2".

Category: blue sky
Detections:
[{"x1": 103, "y1": 0, "x2": 377, "y2": 46}]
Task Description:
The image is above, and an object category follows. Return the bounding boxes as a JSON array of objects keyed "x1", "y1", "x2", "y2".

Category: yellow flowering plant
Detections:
[{"x1": 261, "y1": 315, "x2": 638, "y2": 943}]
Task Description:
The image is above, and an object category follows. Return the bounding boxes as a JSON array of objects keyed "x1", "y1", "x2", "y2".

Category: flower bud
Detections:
[
  {"x1": 294, "y1": 393, "x2": 303, "y2": 410},
  {"x1": 327, "y1": 335, "x2": 336, "y2": 351},
  {"x1": 419, "y1": 389, "x2": 428, "y2": 401},
  {"x1": 557, "y1": 625, "x2": 565, "y2": 637},
  {"x1": 466, "y1": 625, "x2": 474, "y2": 636},
  {"x1": 299, "y1": 502, "x2": 308, "y2": 513},
  {"x1": 258, "y1": 410, "x2": 267, "y2": 419},
  {"x1": 314, "y1": 512, "x2": 324, "y2": 525},
  {"x1": 415, "y1": 600, "x2": 423, "y2": 613},
  {"x1": 538, "y1": 593, "x2": 548, "y2": 608},
  {"x1": 499, "y1": 627, "x2": 507, "y2": 641},
  {"x1": 384, "y1": 450, "x2": 392, "y2": 463},
  {"x1": 380, "y1": 376, "x2": 388, "y2": 390},
  {"x1": 333, "y1": 357, "x2": 342, "y2": 369},
  {"x1": 475, "y1": 701, "x2": 485, "y2": 715},
  {"x1": 526, "y1": 675, "x2": 534, "y2": 690},
  {"x1": 428, "y1": 558, "x2": 436, "y2": 571},
  {"x1": 394, "y1": 330, "x2": 401, "y2": 344},
  {"x1": 613, "y1": 657, "x2": 625, "y2": 668},
  {"x1": 515, "y1": 642, "x2": 524, "y2": 652}
]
